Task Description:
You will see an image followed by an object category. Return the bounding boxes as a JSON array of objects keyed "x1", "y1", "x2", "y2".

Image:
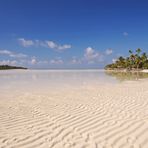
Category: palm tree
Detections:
[
  {"x1": 129, "y1": 53, "x2": 136, "y2": 69},
  {"x1": 128, "y1": 49, "x2": 142, "y2": 69},
  {"x1": 119, "y1": 56, "x2": 125, "y2": 61},
  {"x1": 135, "y1": 48, "x2": 142, "y2": 70},
  {"x1": 125, "y1": 57, "x2": 131, "y2": 69},
  {"x1": 118, "y1": 56, "x2": 125, "y2": 68},
  {"x1": 136, "y1": 48, "x2": 141, "y2": 55},
  {"x1": 135, "y1": 55, "x2": 141, "y2": 70},
  {"x1": 105, "y1": 48, "x2": 148, "y2": 70},
  {"x1": 141, "y1": 52, "x2": 148, "y2": 69},
  {"x1": 129, "y1": 50, "x2": 133, "y2": 54},
  {"x1": 141, "y1": 52, "x2": 147, "y2": 62}
]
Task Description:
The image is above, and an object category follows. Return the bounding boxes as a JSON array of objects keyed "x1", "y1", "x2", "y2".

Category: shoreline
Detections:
[{"x1": 105, "y1": 69, "x2": 148, "y2": 73}]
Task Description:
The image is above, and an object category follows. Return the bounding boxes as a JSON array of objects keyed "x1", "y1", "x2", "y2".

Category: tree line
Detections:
[
  {"x1": 0, "y1": 65, "x2": 27, "y2": 70},
  {"x1": 105, "y1": 49, "x2": 148, "y2": 70}
]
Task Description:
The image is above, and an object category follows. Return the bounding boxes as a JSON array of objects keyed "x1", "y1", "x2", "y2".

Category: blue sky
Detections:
[{"x1": 0, "y1": 0, "x2": 148, "y2": 68}]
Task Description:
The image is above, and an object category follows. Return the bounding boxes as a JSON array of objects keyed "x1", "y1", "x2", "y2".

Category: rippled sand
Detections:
[{"x1": 0, "y1": 70, "x2": 148, "y2": 148}]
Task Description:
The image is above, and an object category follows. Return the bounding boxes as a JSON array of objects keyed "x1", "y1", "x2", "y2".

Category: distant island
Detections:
[
  {"x1": 105, "y1": 49, "x2": 148, "y2": 71},
  {"x1": 0, "y1": 65, "x2": 27, "y2": 70}
]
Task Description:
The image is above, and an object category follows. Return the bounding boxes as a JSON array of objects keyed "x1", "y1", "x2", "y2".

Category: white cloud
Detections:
[
  {"x1": 0, "y1": 49, "x2": 27, "y2": 58},
  {"x1": 123, "y1": 32, "x2": 128, "y2": 36},
  {"x1": 45, "y1": 40, "x2": 71, "y2": 51},
  {"x1": 37, "y1": 60, "x2": 48, "y2": 65},
  {"x1": 18, "y1": 38, "x2": 34, "y2": 47},
  {"x1": 84, "y1": 47, "x2": 104, "y2": 64},
  {"x1": 31, "y1": 57, "x2": 37, "y2": 65},
  {"x1": 68, "y1": 47, "x2": 105, "y2": 65},
  {"x1": 57, "y1": 44, "x2": 72, "y2": 51},
  {"x1": 46, "y1": 41, "x2": 57, "y2": 49},
  {"x1": 0, "y1": 60, "x2": 18, "y2": 66},
  {"x1": 84, "y1": 47, "x2": 99, "y2": 61},
  {"x1": 112, "y1": 58, "x2": 117, "y2": 63},
  {"x1": 71, "y1": 57, "x2": 82, "y2": 64},
  {"x1": 0, "y1": 50, "x2": 11, "y2": 55},
  {"x1": 14, "y1": 57, "x2": 48, "y2": 66},
  {"x1": 34, "y1": 40, "x2": 47, "y2": 47},
  {"x1": 18, "y1": 38, "x2": 71, "y2": 51},
  {"x1": 50, "y1": 57, "x2": 63, "y2": 65},
  {"x1": 105, "y1": 49, "x2": 113, "y2": 55},
  {"x1": 10, "y1": 53, "x2": 27, "y2": 58}
]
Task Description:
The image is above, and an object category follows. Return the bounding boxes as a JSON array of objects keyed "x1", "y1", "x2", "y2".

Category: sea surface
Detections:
[{"x1": 0, "y1": 69, "x2": 148, "y2": 92}]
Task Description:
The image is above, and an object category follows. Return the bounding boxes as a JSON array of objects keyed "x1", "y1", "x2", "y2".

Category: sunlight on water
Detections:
[
  {"x1": 0, "y1": 70, "x2": 115, "y2": 91},
  {"x1": 0, "y1": 70, "x2": 148, "y2": 93}
]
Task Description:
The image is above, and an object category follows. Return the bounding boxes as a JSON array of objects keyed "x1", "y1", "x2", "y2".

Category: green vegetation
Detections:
[
  {"x1": 105, "y1": 49, "x2": 148, "y2": 70},
  {"x1": 0, "y1": 65, "x2": 27, "y2": 70}
]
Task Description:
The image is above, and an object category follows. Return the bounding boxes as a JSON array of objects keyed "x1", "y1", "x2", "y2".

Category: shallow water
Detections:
[
  {"x1": 1, "y1": 70, "x2": 148, "y2": 148},
  {"x1": 0, "y1": 70, "x2": 115, "y2": 91},
  {"x1": 0, "y1": 69, "x2": 148, "y2": 92}
]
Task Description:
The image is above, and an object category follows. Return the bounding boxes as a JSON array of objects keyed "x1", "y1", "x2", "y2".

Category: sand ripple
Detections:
[{"x1": 0, "y1": 82, "x2": 148, "y2": 148}]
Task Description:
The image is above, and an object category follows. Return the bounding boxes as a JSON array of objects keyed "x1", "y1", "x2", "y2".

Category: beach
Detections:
[{"x1": 0, "y1": 70, "x2": 148, "y2": 148}]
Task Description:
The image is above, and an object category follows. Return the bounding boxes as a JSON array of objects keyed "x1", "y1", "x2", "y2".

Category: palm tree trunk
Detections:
[{"x1": 137, "y1": 63, "x2": 139, "y2": 70}]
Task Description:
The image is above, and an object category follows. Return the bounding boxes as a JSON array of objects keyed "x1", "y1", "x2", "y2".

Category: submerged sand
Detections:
[{"x1": 0, "y1": 70, "x2": 148, "y2": 148}]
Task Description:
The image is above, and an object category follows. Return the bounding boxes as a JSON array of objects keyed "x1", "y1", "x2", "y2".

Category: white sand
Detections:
[
  {"x1": 0, "y1": 70, "x2": 148, "y2": 148},
  {"x1": 142, "y1": 69, "x2": 148, "y2": 73}
]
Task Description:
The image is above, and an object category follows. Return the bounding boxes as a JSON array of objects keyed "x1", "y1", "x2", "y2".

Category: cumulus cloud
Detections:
[
  {"x1": 13, "y1": 57, "x2": 48, "y2": 66},
  {"x1": 84, "y1": 47, "x2": 99, "y2": 61},
  {"x1": 105, "y1": 49, "x2": 113, "y2": 55},
  {"x1": 83, "y1": 47, "x2": 104, "y2": 64},
  {"x1": 31, "y1": 57, "x2": 37, "y2": 65},
  {"x1": 123, "y1": 32, "x2": 128, "y2": 36},
  {"x1": 0, "y1": 49, "x2": 27, "y2": 58},
  {"x1": 50, "y1": 57, "x2": 63, "y2": 65},
  {"x1": 57, "y1": 44, "x2": 72, "y2": 51},
  {"x1": 46, "y1": 41, "x2": 71, "y2": 51},
  {"x1": 0, "y1": 50, "x2": 11, "y2": 55},
  {"x1": 71, "y1": 57, "x2": 82, "y2": 64},
  {"x1": 18, "y1": 38, "x2": 34, "y2": 47},
  {"x1": 46, "y1": 41, "x2": 57, "y2": 49},
  {"x1": 18, "y1": 38, "x2": 71, "y2": 51},
  {"x1": 0, "y1": 60, "x2": 18, "y2": 66},
  {"x1": 68, "y1": 47, "x2": 105, "y2": 65}
]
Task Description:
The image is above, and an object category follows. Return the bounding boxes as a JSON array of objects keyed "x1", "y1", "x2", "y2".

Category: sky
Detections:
[{"x1": 0, "y1": 0, "x2": 148, "y2": 69}]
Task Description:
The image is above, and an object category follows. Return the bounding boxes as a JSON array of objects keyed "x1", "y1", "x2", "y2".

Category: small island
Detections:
[
  {"x1": 105, "y1": 48, "x2": 148, "y2": 71},
  {"x1": 0, "y1": 65, "x2": 27, "y2": 70}
]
